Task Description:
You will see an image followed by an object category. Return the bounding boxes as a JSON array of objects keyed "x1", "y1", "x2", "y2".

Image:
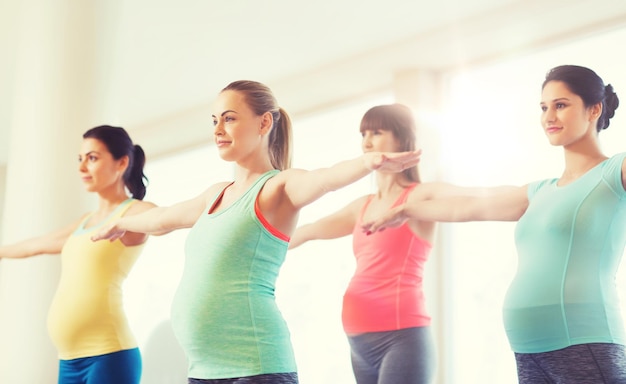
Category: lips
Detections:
[
  {"x1": 215, "y1": 140, "x2": 231, "y2": 147},
  {"x1": 546, "y1": 126, "x2": 561, "y2": 134}
]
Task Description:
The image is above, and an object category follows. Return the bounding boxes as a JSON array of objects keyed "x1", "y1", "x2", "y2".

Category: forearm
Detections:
[
  {"x1": 313, "y1": 156, "x2": 372, "y2": 194},
  {"x1": 404, "y1": 193, "x2": 525, "y2": 223},
  {"x1": 288, "y1": 226, "x2": 312, "y2": 249},
  {"x1": 0, "y1": 237, "x2": 62, "y2": 259},
  {"x1": 115, "y1": 206, "x2": 179, "y2": 234},
  {"x1": 290, "y1": 213, "x2": 355, "y2": 250},
  {"x1": 0, "y1": 242, "x2": 35, "y2": 259},
  {"x1": 402, "y1": 198, "x2": 478, "y2": 222},
  {"x1": 287, "y1": 154, "x2": 377, "y2": 210}
]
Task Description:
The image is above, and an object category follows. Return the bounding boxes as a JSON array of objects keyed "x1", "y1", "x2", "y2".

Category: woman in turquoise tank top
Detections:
[
  {"x1": 362, "y1": 65, "x2": 626, "y2": 384},
  {"x1": 0, "y1": 125, "x2": 157, "y2": 384},
  {"x1": 92, "y1": 80, "x2": 421, "y2": 384}
]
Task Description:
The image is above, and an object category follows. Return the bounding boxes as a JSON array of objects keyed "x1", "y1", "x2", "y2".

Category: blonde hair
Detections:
[{"x1": 221, "y1": 80, "x2": 293, "y2": 170}]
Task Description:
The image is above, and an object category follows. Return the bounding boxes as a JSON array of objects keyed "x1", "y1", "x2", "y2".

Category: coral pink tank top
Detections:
[{"x1": 343, "y1": 184, "x2": 432, "y2": 334}]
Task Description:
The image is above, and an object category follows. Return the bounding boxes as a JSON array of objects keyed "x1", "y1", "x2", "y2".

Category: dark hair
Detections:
[
  {"x1": 543, "y1": 65, "x2": 619, "y2": 132},
  {"x1": 221, "y1": 80, "x2": 292, "y2": 170},
  {"x1": 360, "y1": 104, "x2": 420, "y2": 183},
  {"x1": 83, "y1": 125, "x2": 148, "y2": 200}
]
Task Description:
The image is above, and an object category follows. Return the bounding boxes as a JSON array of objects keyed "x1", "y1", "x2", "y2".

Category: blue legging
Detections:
[
  {"x1": 58, "y1": 348, "x2": 142, "y2": 384},
  {"x1": 347, "y1": 326, "x2": 436, "y2": 384},
  {"x1": 515, "y1": 343, "x2": 626, "y2": 384}
]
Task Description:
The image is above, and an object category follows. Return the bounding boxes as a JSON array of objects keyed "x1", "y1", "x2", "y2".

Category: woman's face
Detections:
[
  {"x1": 540, "y1": 80, "x2": 600, "y2": 147},
  {"x1": 211, "y1": 90, "x2": 270, "y2": 162},
  {"x1": 78, "y1": 138, "x2": 126, "y2": 193}
]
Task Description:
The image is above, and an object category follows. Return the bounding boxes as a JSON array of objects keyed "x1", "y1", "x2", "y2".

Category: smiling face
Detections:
[
  {"x1": 78, "y1": 138, "x2": 127, "y2": 194},
  {"x1": 540, "y1": 80, "x2": 601, "y2": 148},
  {"x1": 211, "y1": 89, "x2": 272, "y2": 163}
]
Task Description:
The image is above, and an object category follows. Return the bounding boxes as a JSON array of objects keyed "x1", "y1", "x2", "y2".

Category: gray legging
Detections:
[
  {"x1": 188, "y1": 373, "x2": 298, "y2": 384},
  {"x1": 347, "y1": 326, "x2": 436, "y2": 384},
  {"x1": 515, "y1": 343, "x2": 626, "y2": 384}
]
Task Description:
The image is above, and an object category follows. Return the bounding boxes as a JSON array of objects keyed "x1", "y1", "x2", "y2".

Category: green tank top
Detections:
[
  {"x1": 506, "y1": 153, "x2": 626, "y2": 353},
  {"x1": 171, "y1": 170, "x2": 297, "y2": 379}
]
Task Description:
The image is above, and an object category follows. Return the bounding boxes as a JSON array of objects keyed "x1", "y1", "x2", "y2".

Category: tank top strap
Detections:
[
  {"x1": 75, "y1": 198, "x2": 136, "y2": 234},
  {"x1": 248, "y1": 170, "x2": 280, "y2": 197},
  {"x1": 109, "y1": 198, "x2": 136, "y2": 219},
  {"x1": 236, "y1": 170, "x2": 280, "y2": 207},
  {"x1": 396, "y1": 183, "x2": 418, "y2": 205}
]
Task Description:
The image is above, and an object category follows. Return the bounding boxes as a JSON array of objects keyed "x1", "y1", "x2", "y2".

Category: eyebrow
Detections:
[
  {"x1": 540, "y1": 97, "x2": 570, "y2": 105},
  {"x1": 79, "y1": 151, "x2": 100, "y2": 157},
  {"x1": 211, "y1": 110, "x2": 237, "y2": 118}
]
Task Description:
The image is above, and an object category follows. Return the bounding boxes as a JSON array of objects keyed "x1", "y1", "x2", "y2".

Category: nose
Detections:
[
  {"x1": 362, "y1": 132, "x2": 372, "y2": 148},
  {"x1": 213, "y1": 120, "x2": 224, "y2": 136},
  {"x1": 78, "y1": 158, "x2": 87, "y2": 172},
  {"x1": 543, "y1": 107, "x2": 556, "y2": 124}
]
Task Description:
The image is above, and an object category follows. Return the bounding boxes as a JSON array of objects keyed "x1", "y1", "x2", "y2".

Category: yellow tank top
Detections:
[{"x1": 47, "y1": 199, "x2": 145, "y2": 359}]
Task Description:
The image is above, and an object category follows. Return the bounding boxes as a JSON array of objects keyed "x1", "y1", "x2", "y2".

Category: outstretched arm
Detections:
[
  {"x1": 0, "y1": 217, "x2": 84, "y2": 259},
  {"x1": 92, "y1": 186, "x2": 218, "y2": 242},
  {"x1": 283, "y1": 150, "x2": 421, "y2": 210},
  {"x1": 289, "y1": 197, "x2": 365, "y2": 249},
  {"x1": 362, "y1": 185, "x2": 529, "y2": 234}
]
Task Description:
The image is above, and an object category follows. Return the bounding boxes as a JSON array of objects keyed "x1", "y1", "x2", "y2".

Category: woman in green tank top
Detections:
[{"x1": 92, "y1": 80, "x2": 420, "y2": 383}]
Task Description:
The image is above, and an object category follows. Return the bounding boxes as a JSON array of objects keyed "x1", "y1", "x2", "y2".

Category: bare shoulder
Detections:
[
  {"x1": 269, "y1": 168, "x2": 303, "y2": 185},
  {"x1": 261, "y1": 168, "x2": 301, "y2": 195},
  {"x1": 126, "y1": 200, "x2": 158, "y2": 215},
  {"x1": 350, "y1": 194, "x2": 371, "y2": 209}
]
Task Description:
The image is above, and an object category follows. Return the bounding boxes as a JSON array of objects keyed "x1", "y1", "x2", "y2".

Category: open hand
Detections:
[
  {"x1": 366, "y1": 150, "x2": 421, "y2": 172},
  {"x1": 361, "y1": 205, "x2": 409, "y2": 235},
  {"x1": 91, "y1": 221, "x2": 126, "y2": 242}
]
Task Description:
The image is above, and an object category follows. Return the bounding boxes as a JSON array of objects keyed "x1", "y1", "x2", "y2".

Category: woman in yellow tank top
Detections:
[{"x1": 0, "y1": 125, "x2": 157, "y2": 384}]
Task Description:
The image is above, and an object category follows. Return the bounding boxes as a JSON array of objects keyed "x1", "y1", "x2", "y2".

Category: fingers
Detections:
[
  {"x1": 361, "y1": 221, "x2": 385, "y2": 235},
  {"x1": 90, "y1": 228, "x2": 122, "y2": 242}
]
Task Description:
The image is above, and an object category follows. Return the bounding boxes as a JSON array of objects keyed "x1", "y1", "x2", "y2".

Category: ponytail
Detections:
[
  {"x1": 124, "y1": 144, "x2": 148, "y2": 200},
  {"x1": 268, "y1": 108, "x2": 293, "y2": 170}
]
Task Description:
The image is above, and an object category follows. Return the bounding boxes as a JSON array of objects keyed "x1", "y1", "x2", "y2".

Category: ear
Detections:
[
  {"x1": 117, "y1": 155, "x2": 130, "y2": 174},
  {"x1": 259, "y1": 111, "x2": 273, "y2": 136},
  {"x1": 589, "y1": 102, "x2": 602, "y2": 121}
]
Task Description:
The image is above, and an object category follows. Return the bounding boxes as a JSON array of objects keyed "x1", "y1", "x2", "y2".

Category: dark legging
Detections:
[
  {"x1": 347, "y1": 326, "x2": 436, "y2": 384},
  {"x1": 515, "y1": 343, "x2": 626, "y2": 384},
  {"x1": 188, "y1": 372, "x2": 298, "y2": 384}
]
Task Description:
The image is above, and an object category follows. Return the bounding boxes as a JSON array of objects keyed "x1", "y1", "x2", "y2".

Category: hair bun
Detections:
[
  {"x1": 604, "y1": 84, "x2": 619, "y2": 119},
  {"x1": 597, "y1": 84, "x2": 619, "y2": 131}
]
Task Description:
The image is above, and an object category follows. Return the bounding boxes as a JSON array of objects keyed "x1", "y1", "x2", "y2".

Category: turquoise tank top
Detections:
[
  {"x1": 170, "y1": 170, "x2": 297, "y2": 379},
  {"x1": 505, "y1": 153, "x2": 626, "y2": 353}
]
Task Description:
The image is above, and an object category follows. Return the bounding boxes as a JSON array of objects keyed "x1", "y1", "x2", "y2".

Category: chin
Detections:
[{"x1": 545, "y1": 136, "x2": 562, "y2": 147}]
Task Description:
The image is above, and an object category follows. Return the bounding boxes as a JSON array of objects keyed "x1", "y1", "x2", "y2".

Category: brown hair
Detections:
[
  {"x1": 360, "y1": 104, "x2": 420, "y2": 182},
  {"x1": 221, "y1": 80, "x2": 292, "y2": 170}
]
